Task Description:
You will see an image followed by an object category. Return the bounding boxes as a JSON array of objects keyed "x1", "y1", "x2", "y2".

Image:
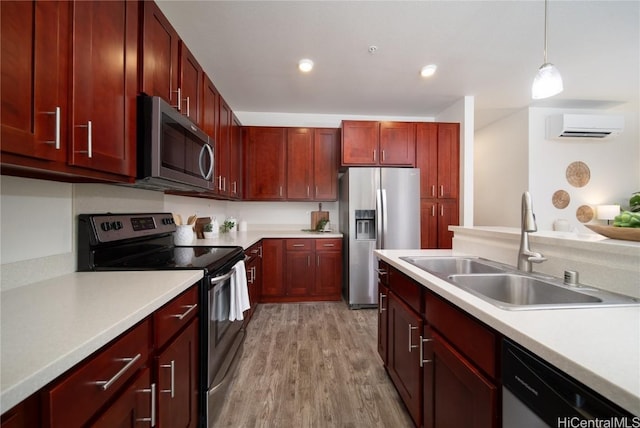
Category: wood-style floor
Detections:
[{"x1": 216, "y1": 302, "x2": 414, "y2": 428}]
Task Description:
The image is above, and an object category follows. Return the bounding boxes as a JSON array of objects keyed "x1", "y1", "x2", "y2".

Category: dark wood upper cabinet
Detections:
[
  {"x1": 229, "y1": 115, "x2": 242, "y2": 199},
  {"x1": 1, "y1": 0, "x2": 70, "y2": 163},
  {"x1": 286, "y1": 128, "x2": 314, "y2": 200},
  {"x1": 217, "y1": 97, "x2": 232, "y2": 195},
  {"x1": 379, "y1": 121, "x2": 416, "y2": 165},
  {"x1": 313, "y1": 128, "x2": 339, "y2": 200},
  {"x1": 342, "y1": 120, "x2": 415, "y2": 166},
  {"x1": 416, "y1": 122, "x2": 459, "y2": 199},
  {"x1": 140, "y1": 0, "x2": 179, "y2": 106},
  {"x1": 243, "y1": 127, "x2": 287, "y2": 200},
  {"x1": 68, "y1": 0, "x2": 137, "y2": 178},
  {"x1": 341, "y1": 120, "x2": 379, "y2": 165},
  {"x1": 178, "y1": 41, "x2": 203, "y2": 126}
]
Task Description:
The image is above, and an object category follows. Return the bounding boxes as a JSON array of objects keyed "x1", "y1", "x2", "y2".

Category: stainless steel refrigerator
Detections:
[{"x1": 339, "y1": 168, "x2": 421, "y2": 308}]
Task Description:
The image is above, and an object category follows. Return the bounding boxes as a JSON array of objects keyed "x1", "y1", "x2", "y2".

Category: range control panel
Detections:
[{"x1": 88, "y1": 213, "x2": 176, "y2": 243}]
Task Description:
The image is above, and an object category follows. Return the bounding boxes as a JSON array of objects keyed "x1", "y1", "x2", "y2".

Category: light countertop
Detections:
[
  {"x1": 375, "y1": 249, "x2": 640, "y2": 416},
  {"x1": 0, "y1": 270, "x2": 203, "y2": 414},
  {"x1": 189, "y1": 230, "x2": 343, "y2": 249}
]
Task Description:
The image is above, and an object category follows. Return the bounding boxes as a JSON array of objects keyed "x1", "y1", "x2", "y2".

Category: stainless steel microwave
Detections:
[{"x1": 135, "y1": 95, "x2": 214, "y2": 192}]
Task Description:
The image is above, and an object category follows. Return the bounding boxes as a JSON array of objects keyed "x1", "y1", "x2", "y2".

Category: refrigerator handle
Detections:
[
  {"x1": 381, "y1": 188, "x2": 388, "y2": 249},
  {"x1": 376, "y1": 188, "x2": 383, "y2": 249}
]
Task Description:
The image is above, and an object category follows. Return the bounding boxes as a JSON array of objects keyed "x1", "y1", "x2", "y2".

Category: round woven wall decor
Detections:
[
  {"x1": 566, "y1": 161, "x2": 591, "y2": 188},
  {"x1": 552, "y1": 190, "x2": 570, "y2": 209},
  {"x1": 576, "y1": 205, "x2": 594, "y2": 223}
]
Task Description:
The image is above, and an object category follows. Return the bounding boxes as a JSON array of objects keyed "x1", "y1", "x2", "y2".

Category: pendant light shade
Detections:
[
  {"x1": 532, "y1": 63, "x2": 563, "y2": 99},
  {"x1": 531, "y1": 0, "x2": 563, "y2": 99}
]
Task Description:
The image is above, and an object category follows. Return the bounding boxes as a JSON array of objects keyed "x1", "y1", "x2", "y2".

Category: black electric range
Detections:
[
  {"x1": 77, "y1": 212, "x2": 243, "y2": 274},
  {"x1": 77, "y1": 212, "x2": 246, "y2": 428}
]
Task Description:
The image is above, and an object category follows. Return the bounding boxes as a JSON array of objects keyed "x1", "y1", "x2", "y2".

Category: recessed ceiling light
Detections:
[
  {"x1": 298, "y1": 59, "x2": 314, "y2": 73},
  {"x1": 420, "y1": 64, "x2": 437, "y2": 78}
]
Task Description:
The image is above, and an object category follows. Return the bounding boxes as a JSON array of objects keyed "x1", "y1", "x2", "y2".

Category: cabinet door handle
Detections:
[
  {"x1": 173, "y1": 88, "x2": 181, "y2": 111},
  {"x1": 185, "y1": 96, "x2": 190, "y2": 117},
  {"x1": 373, "y1": 149, "x2": 377, "y2": 162},
  {"x1": 315, "y1": 186, "x2": 319, "y2": 197},
  {"x1": 440, "y1": 205, "x2": 444, "y2": 217},
  {"x1": 136, "y1": 382, "x2": 156, "y2": 426},
  {"x1": 307, "y1": 255, "x2": 311, "y2": 267},
  {"x1": 307, "y1": 186, "x2": 310, "y2": 197},
  {"x1": 44, "y1": 107, "x2": 61, "y2": 149},
  {"x1": 258, "y1": 246, "x2": 263, "y2": 258},
  {"x1": 279, "y1": 186, "x2": 283, "y2": 197},
  {"x1": 292, "y1": 243, "x2": 305, "y2": 247},
  {"x1": 323, "y1": 243, "x2": 335, "y2": 247},
  {"x1": 379, "y1": 293, "x2": 386, "y2": 314},
  {"x1": 94, "y1": 353, "x2": 142, "y2": 390},
  {"x1": 232, "y1": 181, "x2": 237, "y2": 195},
  {"x1": 170, "y1": 304, "x2": 198, "y2": 320},
  {"x1": 160, "y1": 360, "x2": 175, "y2": 398},
  {"x1": 431, "y1": 205, "x2": 436, "y2": 217},
  {"x1": 408, "y1": 324, "x2": 418, "y2": 352},
  {"x1": 431, "y1": 185, "x2": 436, "y2": 197},
  {"x1": 420, "y1": 336, "x2": 434, "y2": 367},
  {"x1": 76, "y1": 120, "x2": 93, "y2": 158},
  {"x1": 375, "y1": 268, "x2": 387, "y2": 276},
  {"x1": 439, "y1": 185, "x2": 444, "y2": 197},
  {"x1": 382, "y1": 150, "x2": 386, "y2": 162}
]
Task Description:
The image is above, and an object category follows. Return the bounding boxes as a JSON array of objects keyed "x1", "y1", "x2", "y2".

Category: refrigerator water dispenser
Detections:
[{"x1": 355, "y1": 210, "x2": 376, "y2": 240}]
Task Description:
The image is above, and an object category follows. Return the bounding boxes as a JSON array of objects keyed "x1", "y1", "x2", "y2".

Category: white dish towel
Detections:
[{"x1": 229, "y1": 260, "x2": 250, "y2": 321}]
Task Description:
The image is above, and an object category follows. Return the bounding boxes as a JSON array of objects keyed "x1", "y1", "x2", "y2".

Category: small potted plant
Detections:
[{"x1": 203, "y1": 222, "x2": 217, "y2": 239}]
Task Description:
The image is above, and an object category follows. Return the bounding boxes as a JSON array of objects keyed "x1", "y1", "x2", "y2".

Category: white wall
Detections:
[
  {"x1": 235, "y1": 111, "x2": 435, "y2": 128},
  {"x1": 474, "y1": 109, "x2": 529, "y2": 227},
  {"x1": 474, "y1": 106, "x2": 639, "y2": 232},
  {"x1": 528, "y1": 107, "x2": 639, "y2": 233}
]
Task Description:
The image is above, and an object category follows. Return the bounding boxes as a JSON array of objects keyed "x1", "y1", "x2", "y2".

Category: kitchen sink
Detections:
[
  {"x1": 400, "y1": 256, "x2": 508, "y2": 275},
  {"x1": 447, "y1": 273, "x2": 640, "y2": 310}
]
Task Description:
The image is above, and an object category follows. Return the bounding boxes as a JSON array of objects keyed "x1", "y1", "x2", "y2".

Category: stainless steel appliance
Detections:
[
  {"x1": 135, "y1": 95, "x2": 215, "y2": 192},
  {"x1": 502, "y1": 338, "x2": 636, "y2": 427},
  {"x1": 77, "y1": 213, "x2": 245, "y2": 428},
  {"x1": 339, "y1": 168, "x2": 421, "y2": 308}
]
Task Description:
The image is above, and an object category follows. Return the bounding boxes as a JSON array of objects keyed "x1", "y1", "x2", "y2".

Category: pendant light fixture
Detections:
[{"x1": 532, "y1": 0, "x2": 563, "y2": 99}]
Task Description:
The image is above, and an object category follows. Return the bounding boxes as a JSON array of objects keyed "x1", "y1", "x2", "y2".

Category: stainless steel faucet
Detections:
[{"x1": 517, "y1": 191, "x2": 546, "y2": 272}]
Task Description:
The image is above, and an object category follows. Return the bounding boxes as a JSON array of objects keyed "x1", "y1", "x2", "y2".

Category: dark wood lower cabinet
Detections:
[
  {"x1": 431, "y1": 333, "x2": 497, "y2": 428},
  {"x1": 387, "y1": 293, "x2": 423, "y2": 426},
  {"x1": 91, "y1": 369, "x2": 153, "y2": 428},
  {"x1": 380, "y1": 265, "x2": 500, "y2": 428},
  {"x1": 156, "y1": 320, "x2": 199, "y2": 428},
  {"x1": 261, "y1": 238, "x2": 342, "y2": 303}
]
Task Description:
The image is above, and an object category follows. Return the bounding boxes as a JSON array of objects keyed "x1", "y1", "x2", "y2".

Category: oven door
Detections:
[{"x1": 204, "y1": 268, "x2": 244, "y2": 427}]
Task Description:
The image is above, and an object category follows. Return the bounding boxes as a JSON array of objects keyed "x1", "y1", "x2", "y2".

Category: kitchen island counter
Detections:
[
  {"x1": 375, "y1": 249, "x2": 640, "y2": 416},
  {"x1": 0, "y1": 270, "x2": 203, "y2": 414}
]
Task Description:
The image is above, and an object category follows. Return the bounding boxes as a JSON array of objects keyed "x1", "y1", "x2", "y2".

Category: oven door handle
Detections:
[{"x1": 210, "y1": 267, "x2": 236, "y2": 286}]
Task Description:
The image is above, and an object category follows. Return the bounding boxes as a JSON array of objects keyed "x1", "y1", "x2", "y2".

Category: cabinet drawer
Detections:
[
  {"x1": 377, "y1": 260, "x2": 390, "y2": 286},
  {"x1": 154, "y1": 286, "x2": 199, "y2": 349},
  {"x1": 315, "y1": 238, "x2": 342, "y2": 251},
  {"x1": 286, "y1": 239, "x2": 313, "y2": 251},
  {"x1": 44, "y1": 319, "x2": 151, "y2": 428},
  {"x1": 388, "y1": 267, "x2": 421, "y2": 313},
  {"x1": 425, "y1": 292, "x2": 498, "y2": 379}
]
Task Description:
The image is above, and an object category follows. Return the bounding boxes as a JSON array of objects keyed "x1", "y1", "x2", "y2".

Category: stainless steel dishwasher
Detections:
[{"x1": 502, "y1": 338, "x2": 638, "y2": 427}]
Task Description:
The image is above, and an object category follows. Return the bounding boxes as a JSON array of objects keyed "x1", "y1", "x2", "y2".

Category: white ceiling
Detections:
[{"x1": 156, "y1": 0, "x2": 639, "y2": 129}]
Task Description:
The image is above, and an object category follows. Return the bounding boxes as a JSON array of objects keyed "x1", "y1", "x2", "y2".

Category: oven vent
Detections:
[{"x1": 546, "y1": 114, "x2": 624, "y2": 140}]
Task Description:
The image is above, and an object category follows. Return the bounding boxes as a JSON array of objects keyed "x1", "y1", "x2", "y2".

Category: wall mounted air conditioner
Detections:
[{"x1": 546, "y1": 114, "x2": 624, "y2": 140}]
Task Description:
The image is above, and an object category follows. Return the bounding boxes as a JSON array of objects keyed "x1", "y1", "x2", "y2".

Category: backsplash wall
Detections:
[{"x1": 0, "y1": 176, "x2": 338, "y2": 290}]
